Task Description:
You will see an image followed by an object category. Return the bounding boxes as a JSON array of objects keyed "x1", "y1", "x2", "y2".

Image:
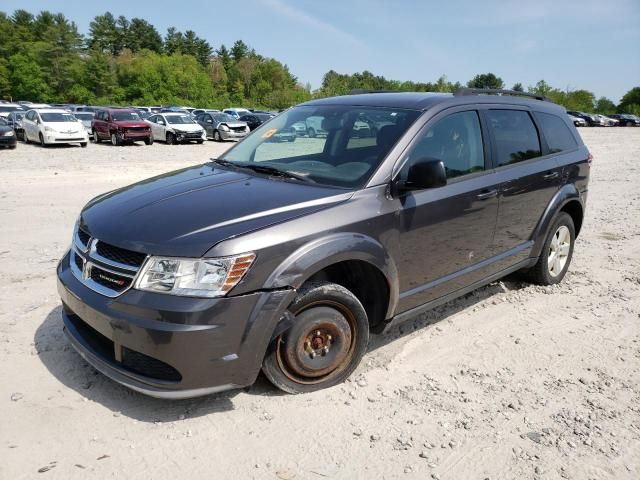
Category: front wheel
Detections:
[
  {"x1": 262, "y1": 282, "x2": 370, "y2": 394},
  {"x1": 39, "y1": 133, "x2": 47, "y2": 147},
  {"x1": 166, "y1": 132, "x2": 175, "y2": 145},
  {"x1": 213, "y1": 130, "x2": 222, "y2": 142},
  {"x1": 196, "y1": 140, "x2": 204, "y2": 144},
  {"x1": 144, "y1": 136, "x2": 154, "y2": 145},
  {"x1": 80, "y1": 142, "x2": 87, "y2": 148},
  {"x1": 526, "y1": 212, "x2": 575, "y2": 285},
  {"x1": 110, "y1": 133, "x2": 120, "y2": 146}
]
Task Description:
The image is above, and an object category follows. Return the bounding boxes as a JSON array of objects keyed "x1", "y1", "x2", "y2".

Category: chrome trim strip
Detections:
[
  {"x1": 86, "y1": 259, "x2": 136, "y2": 279},
  {"x1": 73, "y1": 228, "x2": 90, "y2": 253}
]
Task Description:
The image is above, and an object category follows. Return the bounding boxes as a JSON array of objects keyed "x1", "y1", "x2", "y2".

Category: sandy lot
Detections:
[{"x1": 1, "y1": 129, "x2": 639, "y2": 480}]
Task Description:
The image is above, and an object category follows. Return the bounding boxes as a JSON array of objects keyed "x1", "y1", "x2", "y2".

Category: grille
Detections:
[
  {"x1": 96, "y1": 241, "x2": 146, "y2": 267},
  {"x1": 126, "y1": 127, "x2": 147, "y2": 132},
  {"x1": 77, "y1": 229, "x2": 90, "y2": 247},
  {"x1": 67, "y1": 312, "x2": 181, "y2": 382},
  {"x1": 231, "y1": 126, "x2": 246, "y2": 133},
  {"x1": 182, "y1": 132, "x2": 203, "y2": 139},
  {"x1": 90, "y1": 267, "x2": 132, "y2": 292},
  {"x1": 122, "y1": 348, "x2": 182, "y2": 382}
]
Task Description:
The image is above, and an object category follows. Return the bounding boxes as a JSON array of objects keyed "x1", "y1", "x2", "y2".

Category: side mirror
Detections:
[{"x1": 393, "y1": 158, "x2": 447, "y2": 196}]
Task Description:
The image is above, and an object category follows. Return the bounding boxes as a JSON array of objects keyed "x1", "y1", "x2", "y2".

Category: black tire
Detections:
[
  {"x1": 213, "y1": 130, "x2": 222, "y2": 142},
  {"x1": 80, "y1": 142, "x2": 87, "y2": 148},
  {"x1": 92, "y1": 130, "x2": 101, "y2": 143},
  {"x1": 526, "y1": 212, "x2": 575, "y2": 285},
  {"x1": 9, "y1": 144, "x2": 16, "y2": 149},
  {"x1": 307, "y1": 127, "x2": 316, "y2": 138},
  {"x1": 39, "y1": 133, "x2": 47, "y2": 147},
  {"x1": 166, "y1": 132, "x2": 175, "y2": 145},
  {"x1": 144, "y1": 136, "x2": 153, "y2": 145},
  {"x1": 196, "y1": 140, "x2": 204, "y2": 144},
  {"x1": 262, "y1": 281, "x2": 370, "y2": 394},
  {"x1": 110, "y1": 132, "x2": 120, "y2": 146}
]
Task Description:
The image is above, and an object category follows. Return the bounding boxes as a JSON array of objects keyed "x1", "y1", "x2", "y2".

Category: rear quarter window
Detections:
[
  {"x1": 486, "y1": 110, "x2": 541, "y2": 167},
  {"x1": 534, "y1": 112, "x2": 578, "y2": 153}
]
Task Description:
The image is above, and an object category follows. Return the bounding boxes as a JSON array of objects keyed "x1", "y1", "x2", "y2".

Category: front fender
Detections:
[
  {"x1": 530, "y1": 183, "x2": 584, "y2": 259},
  {"x1": 264, "y1": 233, "x2": 399, "y2": 319}
]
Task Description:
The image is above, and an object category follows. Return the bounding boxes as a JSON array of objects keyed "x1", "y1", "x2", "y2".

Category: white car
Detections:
[
  {"x1": 145, "y1": 112, "x2": 206, "y2": 144},
  {"x1": 0, "y1": 103, "x2": 25, "y2": 119},
  {"x1": 223, "y1": 108, "x2": 252, "y2": 119},
  {"x1": 22, "y1": 109, "x2": 89, "y2": 147}
]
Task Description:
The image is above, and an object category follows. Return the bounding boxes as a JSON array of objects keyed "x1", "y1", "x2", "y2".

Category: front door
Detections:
[{"x1": 395, "y1": 109, "x2": 500, "y2": 312}]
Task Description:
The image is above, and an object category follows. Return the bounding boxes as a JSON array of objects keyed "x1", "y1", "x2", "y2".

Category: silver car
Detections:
[
  {"x1": 195, "y1": 112, "x2": 250, "y2": 142},
  {"x1": 73, "y1": 112, "x2": 94, "y2": 134}
]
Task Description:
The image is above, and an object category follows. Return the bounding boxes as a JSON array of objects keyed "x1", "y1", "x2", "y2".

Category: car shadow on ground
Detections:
[{"x1": 35, "y1": 277, "x2": 527, "y2": 421}]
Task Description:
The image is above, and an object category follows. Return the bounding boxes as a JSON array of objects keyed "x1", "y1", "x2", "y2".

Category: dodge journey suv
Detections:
[{"x1": 57, "y1": 89, "x2": 590, "y2": 398}]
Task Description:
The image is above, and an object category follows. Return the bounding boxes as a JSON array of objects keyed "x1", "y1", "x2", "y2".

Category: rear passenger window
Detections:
[
  {"x1": 407, "y1": 110, "x2": 485, "y2": 179},
  {"x1": 487, "y1": 110, "x2": 541, "y2": 167},
  {"x1": 535, "y1": 112, "x2": 577, "y2": 153}
]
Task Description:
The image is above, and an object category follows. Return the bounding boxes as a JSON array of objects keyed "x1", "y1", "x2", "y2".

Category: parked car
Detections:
[
  {"x1": 0, "y1": 103, "x2": 25, "y2": 119},
  {"x1": 22, "y1": 109, "x2": 88, "y2": 147},
  {"x1": 249, "y1": 109, "x2": 276, "y2": 117},
  {"x1": 0, "y1": 117, "x2": 17, "y2": 149},
  {"x1": 195, "y1": 112, "x2": 250, "y2": 141},
  {"x1": 146, "y1": 113, "x2": 206, "y2": 144},
  {"x1": 223, "y1": 108, "x2": 252, "y2": 119},
  {"x1": 191, "y1": 109, "x2": 221, "y2": 117},
  {"x1": 567, "y1": 113, "x2": 587, "y2": 127},
  {"x1": 608, "y1": 114, "x2": 640, "y2": 126},
  {"x1": 239, "y1": 113, "x2": 273, "y2": 131},
  {"x1": 593, "y1": 114, "x2": 617, "y2": 126},
  {"x1": 566, "y1": 111, "x2": 605, "y2": 127},
  {"x1": 6, "y1": 111, "x2": 26, "y2": 140},
  {"x1": 73, "y1": 112, "x2": 94, "y2": 134},
  {"x1": 91, "y1": 108, "x2": 152, "y2": 146},
  {"x1": 57, "y1": 89, "x2": 590, "y2": 398}
]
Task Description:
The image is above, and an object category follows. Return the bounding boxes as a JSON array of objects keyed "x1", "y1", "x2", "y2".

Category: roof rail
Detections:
[
  {"x1": 347, "y1": 89, "x2": 398, "y2": 95},
  {"x1": 454, "y1": 88, "x2": 551, "y2": 102}
]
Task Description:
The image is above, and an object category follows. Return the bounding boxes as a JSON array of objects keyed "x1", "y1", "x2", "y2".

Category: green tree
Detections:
[
  {"x1": 127, "y1": 18, "x2": 162, "y2": 53},
  {"x1": 467, "y1": 73, "x2": 504, "y2": 89},
  {"x1": 88, "y1": 12, "x2": 121, "y2": 55},
  {"x1": 8, "y1": 50, "x2": 52, "y2": 101},
  {"x1": 594, "y1": 97, "x2": 616, "y2": 115},
  {"x1": 618, "y1": 87, "x2": 640, "y2": 114},
  {"x1": 512, "y1": 82, "x2": 524, "y2": 92}
]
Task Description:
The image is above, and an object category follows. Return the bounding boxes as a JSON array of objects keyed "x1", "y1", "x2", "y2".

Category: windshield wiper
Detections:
[
  {"x1": 209, "y1": 158, "x2": 237, "y2": 168},
  {"x1": 236, "y1": 164, "x2": 314, "y2": 183}
]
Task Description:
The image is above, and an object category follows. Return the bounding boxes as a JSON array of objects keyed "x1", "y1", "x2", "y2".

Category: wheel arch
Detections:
[
  {"x1": 530, "y1": 184, "x2": 585, "y2": 259},
  {"x1": 264, "y1": 233, "x2": 399, "y2": 325}
]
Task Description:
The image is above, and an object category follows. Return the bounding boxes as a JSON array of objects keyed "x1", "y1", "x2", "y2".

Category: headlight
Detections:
[
  {"x1": 220, "y1": 124, "x2": 230, "y2": 131},
  {"x1": 3, "y1": 130, "x2": 14, "y2": 136},
  {"x1": 135, "y1": 253, "x2": 256, "y2": 297},
  {"x1": 44, "y1": 125, "x2": 55, "y2": 132}
]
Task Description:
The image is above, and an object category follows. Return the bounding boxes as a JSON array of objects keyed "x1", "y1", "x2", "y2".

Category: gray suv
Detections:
[{"x1": 57, "y1": 89, "x2": 590, "y2": 397}]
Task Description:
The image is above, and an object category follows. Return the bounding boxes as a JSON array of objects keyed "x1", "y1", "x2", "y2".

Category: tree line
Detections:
[{"x1": 0, "y1": 9, "x2": 638, "y2": 115}]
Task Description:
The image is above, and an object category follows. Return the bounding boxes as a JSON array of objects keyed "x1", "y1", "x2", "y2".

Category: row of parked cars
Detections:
[
  {"x1": 0, "y1": 101, "x2": 284, "y2": 147},
  {"x1": 567, "y1": 111, "x2": 640, "y2": 127}
]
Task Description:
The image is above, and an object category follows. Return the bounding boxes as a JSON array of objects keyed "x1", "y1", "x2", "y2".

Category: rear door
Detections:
[
  {"x1": 487, "y1": 108, "x2": 562, "y2": 258},
  {"x1": 394, "y1": 108, "x2": 501, "y2": 311}
]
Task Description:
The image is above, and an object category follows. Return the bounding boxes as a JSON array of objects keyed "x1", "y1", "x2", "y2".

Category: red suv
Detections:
[{"x1": 91, "y1": 108, "x2": 153, "y2": 146}]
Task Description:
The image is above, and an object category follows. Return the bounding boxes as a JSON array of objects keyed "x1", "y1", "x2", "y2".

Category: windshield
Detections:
[
  {"x1": 74, "y1": 113, "x2": 93, "y2": 120},
  {"x1": 12, "y1": 112, "x2": 25, "y2": 120},
  {"x1": 0, "y1": 106, "x2": 23, "y2": 113},
  {"x1": 214, "y1": 114, "x2": 237, "y2": 123},
  {"x1": 40, "y1": 112, "x2": 77, "y2": 122},
  {"x1": 222, "y1": 105, "x2": 420, "y2": 189},
  {"x1": 166, "y1": 115, "x2": 195, "y2": 124},
  {"x1": 112, "y1": 111, "x2": 141, "y2": 121}
]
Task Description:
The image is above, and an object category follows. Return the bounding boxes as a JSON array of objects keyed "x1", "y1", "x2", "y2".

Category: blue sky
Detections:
[{"x1": 3, "y1": 0, "x2": 639, "y2": 102}]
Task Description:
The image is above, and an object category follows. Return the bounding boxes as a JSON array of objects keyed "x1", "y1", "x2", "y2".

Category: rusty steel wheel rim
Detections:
[{"x1": 276, "y1": 300, "x2": 357, "y2": 385}]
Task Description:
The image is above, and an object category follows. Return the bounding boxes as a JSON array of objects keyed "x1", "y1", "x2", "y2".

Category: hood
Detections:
[
  {"x1": 170, "y1": 123, "x2": 204, "y2": 132},
  {"x1": 113, "y1": 120, "x2": 149, "y2": 128},
  {"x1": 80, "y1": 163, "x2": 351, "y2": 257},
  {"x1": 221, "y1": 121, "x2": 247, "y2": 128},
  {"x1": 46, "y1": 121, "x2": 83, "y2": 131}
]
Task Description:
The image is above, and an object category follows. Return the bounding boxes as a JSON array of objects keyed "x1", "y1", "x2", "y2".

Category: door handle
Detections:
[
  {"x1": 476, "y1": 189, "x2": 498, "y2": 200},
  {"x1": 543, "y1": 171, "x2": 560, "y2": 180}
]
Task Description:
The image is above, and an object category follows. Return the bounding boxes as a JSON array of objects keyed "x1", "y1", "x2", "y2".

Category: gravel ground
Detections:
[{"x1": 1, "y1": 129, "x2": 639, "y2": 480}]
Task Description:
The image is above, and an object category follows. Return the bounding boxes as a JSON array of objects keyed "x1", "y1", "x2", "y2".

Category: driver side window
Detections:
[{"x1": 407, "y1": 111, "x2": 485, "y2": 180}]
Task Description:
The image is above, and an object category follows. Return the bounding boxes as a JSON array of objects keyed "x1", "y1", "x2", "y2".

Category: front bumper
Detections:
[
  {"x1": 0, "y1": 134, "x2": 17, "y2": 146},
  {"x1": 220, "y1": 129, "x2": 248, "y2": 141},
  {"x1": 57, "y1": 251, "x2": 295, "y2": 398},
  {"x1": 44, "y1": 132, "x2": 88, "y2": 143},
  {"x1": 119, "y1": 131, "x2": 150, "y2": 142}
]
